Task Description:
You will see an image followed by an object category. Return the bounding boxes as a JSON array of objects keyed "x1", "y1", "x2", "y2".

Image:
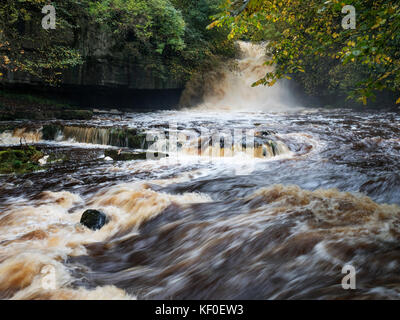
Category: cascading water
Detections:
[
  {"x1": 187, "y1": 41, "x2": 301, "y2": 111},
  {"x1": 1, "y1": 42, "x2": 400, "y2": 300}
]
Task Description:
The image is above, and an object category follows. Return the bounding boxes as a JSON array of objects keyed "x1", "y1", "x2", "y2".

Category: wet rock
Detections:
[
  {"x1": 104, "y1": 156, "x2": 114, "y2": 161},
  {"x1": 38, "y1": 155, "x2": 50, "y2": 166},
  {"x1": 105, "y1": 149, "x2": 148, "y2": 161},
  {"x1": 2, "y1": 183, "x2": 15, "y2": 189},
  {"x1": 22, "y1": 180, "x2": 34, "y2": 188},
  {"x1": 80, "y1": 209, "x2": 108, "y2": 230},
  {"x1": 66, "y1": 176, "x2": 83, "y2": 185},
  {"x1": 241, "y1": 137, "x2": 266, "y2": 148},
  {"x1": 0, "y1": 146, "x2": 44, "y2": 174},
  {"x1": 56, "y1": 110, "x2": 93, "y2": 120},
  {"x1": 270, "y1": 141, "x2": 278, "y2": 156},
  {"x1": 255, "y1": 130, "x2": 276, "y2": 137},
  {"x1": 41, "y1": 125, "x2": 62, "y2": 140},
  {"x1": 93, "y1": 108, "x2": 123, "y2": 115}
]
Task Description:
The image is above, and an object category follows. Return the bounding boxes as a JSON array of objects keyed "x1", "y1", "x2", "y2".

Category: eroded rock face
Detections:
[
  {"x1": 80, "y1": 209, "x2": 108, "y2": 230},
  {"x1": 2, "y1": 26, "x2": 184, "y2": 91}
]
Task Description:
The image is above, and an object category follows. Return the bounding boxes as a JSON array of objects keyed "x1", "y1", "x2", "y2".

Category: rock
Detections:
[
  {"x1": 269, "y1": 140, "x2": 278, "y2": 156},
  {"x1": 57, "y1": 110, "x2": 93, "y2": 120},
  {"x1": 41, "y1": 125, "x2": 62, "y2": 140},
  {"x1": 110, "y1": 109, "x2": 123, "y2": 115},
  {"x1": 104, "y1": 149, "x2": 149, "y2": 161},
  {"x1": 66, "y1": 177, "x2": 83, "y2": 185},
  {"x1": 2, "y1": 183, "x2": 15, "y2": 189},
  {"x1": 255, "y1": 130, "x2": 276, "y2": 137},
  {"x1": 80, "y1": 209, "x2": 108, "y2": 230},
  {"x1": 22, "y1": 180, "x2": 34, "y2": 188},
  {"x1": 38, "y1": 155, "x2": 50, "y2": 165},
  {"x1": 93, "y1": 109, "x2": 123, "y2": 115},
  {"x1": 104, "y1": 156, "x2": 114, "y2": 161}
]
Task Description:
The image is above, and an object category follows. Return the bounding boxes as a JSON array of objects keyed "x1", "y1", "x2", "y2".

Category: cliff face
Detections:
[{"x1": 3, "y1": 24, "x2": 184, "y2": 91}]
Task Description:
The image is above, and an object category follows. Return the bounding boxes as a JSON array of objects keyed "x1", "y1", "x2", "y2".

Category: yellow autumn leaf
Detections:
[{"x1": 206, "y1": 21, "x2": 219, "y2": 30}]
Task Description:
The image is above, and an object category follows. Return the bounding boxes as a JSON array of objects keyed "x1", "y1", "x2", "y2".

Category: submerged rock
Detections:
[
  {"x1": 80, "y1": 209, "x2": 108, "y2": 230},
  {"x1": 22, "y1": 180, "x2": 34, "y2": 188},
  {"x1": 104, "y1": 149, "x2": 148, "y2": 161},
  {"x1": 66, "y1": 176, "x2": 83, "y2": 185}
]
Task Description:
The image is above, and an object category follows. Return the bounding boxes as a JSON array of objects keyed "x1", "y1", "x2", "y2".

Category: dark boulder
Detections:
[
  {"x1": 104, "y1": 149, "x2": 147, "y2": 161},
  {"x1": 80, "y1": 209, "x2": 108, "y2": 230}
]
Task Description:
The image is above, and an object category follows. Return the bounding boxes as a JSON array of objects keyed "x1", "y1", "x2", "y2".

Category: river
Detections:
[{"x1": 1, "y1": 42, "x2": 400, "y2": 299}]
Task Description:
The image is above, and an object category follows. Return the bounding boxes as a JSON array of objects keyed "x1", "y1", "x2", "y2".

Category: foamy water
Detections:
[
  {"x1": 1, "y1": 42, "x2": 400, "y2": 299},
  {"x1": 186, "y1": 41, "x2": 303, "y2": 112}
]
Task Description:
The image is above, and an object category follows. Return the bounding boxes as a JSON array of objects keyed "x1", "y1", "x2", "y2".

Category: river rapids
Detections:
[{"x1": 1, "y1": 42, "x2": 400, "y2": 300}]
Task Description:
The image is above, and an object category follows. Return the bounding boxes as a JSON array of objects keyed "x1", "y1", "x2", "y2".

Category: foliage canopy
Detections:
[
  {"x1": 211, "y1": 0, "x2": 400, "y2": 105},
  {"x1": 0, "y1": 0, "x2": 235, "y2": 84}
]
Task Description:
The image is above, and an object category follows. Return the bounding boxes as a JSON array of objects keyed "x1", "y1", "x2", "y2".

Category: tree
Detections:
[
  {"x1": 210, "y1": 0, "x2": 400, "y2": 105},
  {"x1": 0, "y1": 0, "x2": 85, "y2": 83}
]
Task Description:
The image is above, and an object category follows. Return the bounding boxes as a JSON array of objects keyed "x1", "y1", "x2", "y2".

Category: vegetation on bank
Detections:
[
  {"x1": 0, "y1": 146, "x2": 43, "y2": 174},
  {"x1": 1, "y1": 0, "x2": 399, "y2": 108},
  {"x1": 0, "y1": 0, "x2": 236, "y2": 85},
  {"x1": 211, "y1": 0, "x2": 400, "y2": 107}
]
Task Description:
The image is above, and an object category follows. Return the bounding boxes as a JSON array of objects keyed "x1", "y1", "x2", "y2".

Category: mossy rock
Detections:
[
  {"x1": 0, "y1": 146, "x2": 44, "y2": 174},
  {"x1": 0, "y1": 124, "x2": 16, "y2": 134},
  {"x1": 42, "y1": 125, "x2": 62, "y2": 140}
]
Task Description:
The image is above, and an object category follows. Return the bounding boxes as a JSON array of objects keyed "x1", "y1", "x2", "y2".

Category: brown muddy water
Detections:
[{"x1": 1, "y1": 42, "x2": 400, "y2": 300}]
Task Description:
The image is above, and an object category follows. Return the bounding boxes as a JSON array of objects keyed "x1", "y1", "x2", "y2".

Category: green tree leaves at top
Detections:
[
  {"x1": 0, "y1": 0, "x2": 84, "y2": 83},
  {"x1": 210, "y1": 0, "x2": 400, "y2": 105},
  {"x1": 0, "y1": 0, "x2": 235, "y2": 84}
]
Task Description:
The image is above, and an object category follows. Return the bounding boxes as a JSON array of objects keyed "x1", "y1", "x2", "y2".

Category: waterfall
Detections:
[{"x1": 183, "y1": 41, "x2": 300, "y2": 111}]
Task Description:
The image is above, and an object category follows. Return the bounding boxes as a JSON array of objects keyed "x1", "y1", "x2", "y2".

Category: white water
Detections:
[{"x1": 195, "y1": 41, "x2": 302, "y2": 112}]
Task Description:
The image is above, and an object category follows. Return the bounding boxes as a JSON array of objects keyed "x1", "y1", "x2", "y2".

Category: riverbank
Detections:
[{"x1": 0, "y1": 84, "x2": 184, "y2": 115}]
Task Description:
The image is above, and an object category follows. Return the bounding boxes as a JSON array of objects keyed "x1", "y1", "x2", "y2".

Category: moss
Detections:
[
  {"x1": 0, "y1": 146, "x2": 44, "y2": 174},
  {"x1": 128, "y1": 133, "x2": 148, "y2": 149},
  {"x1": 12, "y1": 160, "x2": 22, "y2": 169}
]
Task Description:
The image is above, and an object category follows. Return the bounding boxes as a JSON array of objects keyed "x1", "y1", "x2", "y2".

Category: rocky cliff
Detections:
[{"x1": 2, "y1": 23, "x2": 184, "y2": 91}]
